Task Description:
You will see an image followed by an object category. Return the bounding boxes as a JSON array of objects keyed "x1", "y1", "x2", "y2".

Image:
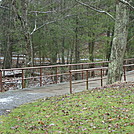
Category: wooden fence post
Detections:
[
  {"x1": 82, "y1": 64, "x2": 84, "y2": 79},
  {"x1": 86, "y1": 70, "x2": 89, "y2": 90},
  {"x1": 102, "y1": 63, "x2": 105, "y2": 76},
  {"x1": 69, "y1": 71, "x2": 72, "y2": 94},
  {"x1": 101, "y1": 69, "x2": 103, "y2": 86},
  {"x1": 123, "y1": 66, "x2": 126, "y2": 81},
  {"x1": 22, "y1": 69, "x2": 25, "y2": 89},
  {"x1": 56, "y1": 67, "x2": 58, "y2": 84},
  {"x1": 0, "y1": 70, "x2": 3, "y2": 92},
  {"x1": 40, "y1": 68, "x2": 42, "y2": 86}
]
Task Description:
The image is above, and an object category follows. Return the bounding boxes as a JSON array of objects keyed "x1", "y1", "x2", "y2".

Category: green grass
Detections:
[{"x1": 0, "y1": 82, "x2": 134, "y2": 134}]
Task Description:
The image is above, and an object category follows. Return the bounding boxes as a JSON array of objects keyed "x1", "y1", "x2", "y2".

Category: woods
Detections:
[{"x1": 0, "y1": 0, "x2": 134, "y2": 84}]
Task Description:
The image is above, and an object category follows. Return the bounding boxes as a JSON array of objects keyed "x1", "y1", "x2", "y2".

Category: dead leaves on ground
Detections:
[{"x1": 0, "y1": 82, "x2": 134, "y2": 133}]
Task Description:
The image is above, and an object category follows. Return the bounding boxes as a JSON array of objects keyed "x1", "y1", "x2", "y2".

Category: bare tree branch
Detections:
[
  {"x1": 119, "y1": 0, "x2": 134, "y2": 10},
  {"x1": 75, "y1": 0, "x2": 116, "y2": 20},
  {"x1": 0, "y1": 5, "x2": 9, "y2": 10},
  {"x1": 127, "y1": 36, "x2": 134, "y2": 44},
  {"x1": 29, "y1": 10, "x2": 56, "y2": 14},
  {"x1": 30, "y1": 14, "x2": 75, "y2": 35},
  {"x1": 30, "y1": 12, "x2": 37, "y2": 35}
]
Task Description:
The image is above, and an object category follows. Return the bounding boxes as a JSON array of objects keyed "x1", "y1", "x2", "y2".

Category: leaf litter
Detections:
[{"x1": 0, "y1": 82, "x2": 134, "y2": 133}]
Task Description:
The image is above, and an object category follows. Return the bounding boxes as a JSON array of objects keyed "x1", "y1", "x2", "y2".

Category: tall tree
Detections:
[
  {"x1": 12, "y1": 0, "x2": 34, "y2": 66},
  {"x1": 107, "y1": 0, "x2": 130, "y2": 84},
  {"x1": 76, "y1": 0, "x2": 133, "y2": 84}
]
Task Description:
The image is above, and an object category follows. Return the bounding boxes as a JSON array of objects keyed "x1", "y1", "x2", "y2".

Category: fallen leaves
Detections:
[
  {"x1": 38, "y1": 121, "x2": 45, "y2": 125},
  {"x1": 108, "y1": 118, "x2": 117, "y2": 122},
  {"x1": 10, "y1": 125, "x2": 19, "y2": 130},
  {"x1": 0, "y1": 82, "x2": 134, "y2": 133}
]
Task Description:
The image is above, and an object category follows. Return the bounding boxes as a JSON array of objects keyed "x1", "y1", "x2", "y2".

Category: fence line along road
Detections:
[
  {"x1": 69, "y1": 64, "x2": 134, "y2": 94},
  {"x1": 0, "y1": 58, "x2": 134, "y2": 92}
]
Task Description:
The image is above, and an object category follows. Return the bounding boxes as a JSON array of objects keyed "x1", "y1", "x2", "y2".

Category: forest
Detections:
[
  {"x1": 0, "y1": 1, "x2": 134, "y2": 132},
  {"x1": 0, "y1": 0, "x2": 134, "y2": 83}
]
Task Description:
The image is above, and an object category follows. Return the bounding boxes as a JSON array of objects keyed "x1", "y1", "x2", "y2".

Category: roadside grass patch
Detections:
[{"x1": 0, "y1": 82, "x2": 134, "y2": 134}]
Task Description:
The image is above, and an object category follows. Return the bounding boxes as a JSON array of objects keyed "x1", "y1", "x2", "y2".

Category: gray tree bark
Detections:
[
  {"x1": 107, "y1": 0, "x2": 130, "y2": 84},
  {"x1": 12, "y1": 0, "x2": 34, "y2": 67},
  {"x1": 21, "y1": 0, "x2": 34, "y2": 67}
]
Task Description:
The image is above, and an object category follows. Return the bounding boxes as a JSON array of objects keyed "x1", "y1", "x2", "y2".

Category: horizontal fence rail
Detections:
[
  {"x1": 69, "y1": 63, "x2": 134, "y2": 94},
  {"x1": 0, "y1": 58, "x2": 134, "y2": 92},
  {"x1": 0, "y1": 61, "x2": 110, "y2": 92},
  {"x1": 69, "y1": 67, "x2": 108, "y2": 94}
]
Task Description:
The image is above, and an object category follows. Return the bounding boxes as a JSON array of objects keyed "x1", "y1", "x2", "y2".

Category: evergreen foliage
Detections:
[{"x1": 0, "y1": 0, "x2": 133, "y2": 68}]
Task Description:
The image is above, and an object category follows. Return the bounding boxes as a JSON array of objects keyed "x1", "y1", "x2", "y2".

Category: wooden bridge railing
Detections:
[
  {"x1": 0, "y1": 58, "x2": 134, "y2": 92},
  {"x1": 0, "y1": 61, "x2": 110, "y2": 92},
  {"x1": 69, "y1": 63, "x2": 134, "y2": 94}
]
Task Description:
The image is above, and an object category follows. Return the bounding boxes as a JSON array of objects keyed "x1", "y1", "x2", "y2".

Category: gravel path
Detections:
[
  {"x1": 0, "y1": 80, "x2": 97, "y2": 116},
  {"x1": 0, "y1": 71, "x2": 133, "y2": 116},
  {"x1": 0, "y1": 90, "x2": 54, "y2": 115},
  {"x1": 0, "y1": 83, "x2": 71, "y2": 116}
]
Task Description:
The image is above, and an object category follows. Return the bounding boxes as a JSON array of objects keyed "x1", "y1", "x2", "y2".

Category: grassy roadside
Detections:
[{"x1": 0, "y1": 82, "x2": 134, "y2": 134}]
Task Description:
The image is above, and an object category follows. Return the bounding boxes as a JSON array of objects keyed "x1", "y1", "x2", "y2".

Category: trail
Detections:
[{"x1": 0, "y1": 71, "x2": 133, "y2": 115}]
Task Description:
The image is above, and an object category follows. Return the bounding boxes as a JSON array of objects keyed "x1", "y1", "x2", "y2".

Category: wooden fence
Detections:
[
  {"x1": 0, "y1": 58, "x2": 134, "y2": 92},
  {"x1": 69, "y1": 64, "x2": 134, "y2": 94}
]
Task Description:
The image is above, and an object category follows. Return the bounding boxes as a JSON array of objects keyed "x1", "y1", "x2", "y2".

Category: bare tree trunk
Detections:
[
  {"x1": 106, "y1": 27, "x2": 114, "y2": 61},
  {"x1": 88, "y1": 38, "x2": 95, "y2": 77},
  {"x1": 3, "y1": 37, "x2": 12, "y2": 69},
  {"x1": 107, "y1": 1, "x2": 129, "y2": 84},
  {"x1": 60, "y1": 37, "x2": 65, "y2": 82},
  {"x1": 70, "y1": 41, "x2": 74, "y2": 64},
  {"x1": 74, "y1": 15, "x2": 80, "y2": 80},
  {"x1": 74, "y1": 15, "x2": 80, "y2": 64},
  {"x1": 67, "y1": 49, "x2": 70, "y2": 64},
  {"x1": 13, "y1": 0, "x2": 34, "y2": 67},
  {"x1": 22, "y1": 0, "x2": 33, "y2": 87},
  {"x1": 61, "y1": 37, "x2": 65, "y2": 64},
  {"x1": 16, "y1": 54, "x2": 20, "y2": 68}
]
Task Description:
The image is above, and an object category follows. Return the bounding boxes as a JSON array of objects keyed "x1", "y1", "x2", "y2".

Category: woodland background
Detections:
[{"x1": 0, "y1": 0, "x2": 134, "y2": 69}]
